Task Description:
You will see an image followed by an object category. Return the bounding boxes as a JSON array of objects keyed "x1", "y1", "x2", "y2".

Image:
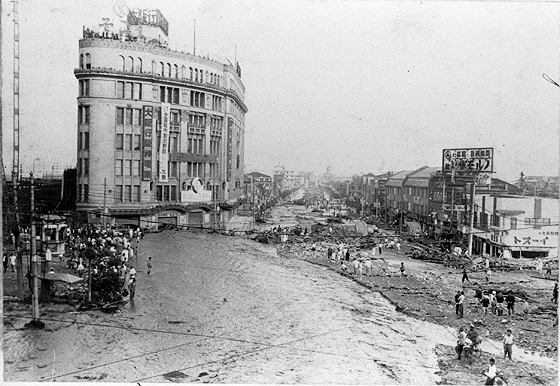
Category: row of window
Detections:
[
  {"x1": 77, "y1": 184, "x2": 89, "y2": 202},
  {"x1": 79, "y1": 80, "x2": 90, "y2": 97},
  {"x1": 116, "y1": 108, "x2": 142, "y2": 126},
  {"x1": 117, "y1": 82, "x2": 142, "y2": 100},
  {"x1": 116, "y1": 133, "x2": 142, "y2": 150},
  {"x1": 160, "y1": 86, "x2": 180, "y2": 104},
  {"x1": 115, "y1": 159, "x2": 141, "y2": 177},
  {"x1": 77, "y1": 158, "x2": 89, "y2": 176},
  {"x1": 78, "y1": 132, "x2": 90, "y2": 151},
  {"x1": 78, "y1": 106, "x2": 90, "y2": 125},
  {"x1": 115, "y1": 185, "x2": 141, "y2": 203},
  {"x1": 80, "y1": 54, "x2": 225, "y2": 90},
  {"x1": 79, "y1": 53, "x2": 91, "y2": 69}
]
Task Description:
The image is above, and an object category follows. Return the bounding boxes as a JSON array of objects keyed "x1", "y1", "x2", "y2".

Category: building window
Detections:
[
  {"x1": 83, "y1": 184, "x2": 89, "y2": 202},
  {"x1": 119, "y1": 55, "x2": 125, "y2": 71},
  {"x1": 511, "y1": 217, "x2": 517, "y2": 230},
  {"x1": 116, "y1": 133, "x2": 124, "y2": 150},
  {"x1": 170, "y1": 135, "x2": 178, "y2": 153},
  {"x1": 80, "y1": 80, "x2": 90, "y2": 97},
  {"x1": 125, "y1": 185, "x2": 132, "y2": 202},
  {"x1": 115, "y1": 185, "x2": 123, "y2": 202},
  {"x1": 115, "y1": 159, "x2": 123, "y2": 176},
  {"x1": 136, "y1": 57, "x2": 142, "y2": 72},
  {"x1": 126, "y1": 56, "x2": 134, "y2": 72},
  {"x1": 124, "y1": 160, "x2": 132, "y2": 176},
  {"x1": 171, "y1": 185, "x2": 177, "y2": 201},
  {"x1": 170, "y1": 162, "x2": 178, "y2": 178},
  {"x1": 125, "y1": 134, "x2": 132, "y2": 151},
  {"x1": 78, "y1": 133, "x2": 83, "y2": 150},
  {"x1": 78, "y1": 184, "x2": 82, "y2": 202},
  {"x1": 164, "y1": 185, "x2": 170, "y2": 201},
  {"x1": 124, "y1": 82, "x2": 133, "y2": 99},
  {"x1": 195, "y1": 69, "x2": 198, "y2": 82},
  {"x1": 79, "y1": 106, "x2": 90, "y2": 124},
  {"x1": 167, "y1": 63, "x2": 172, "y2": 77},
  {"x1": 133, "y1": 83, "x2": 142, "y2": 100},
  {"x1": 116, "y1": 108, "x2": 124, "y2": 125},
  {"x1": 133, "y1": 160, "x2": 140, "y2": 176},
  {"x1": 133, "y1": 185, "x2": 140, "y2": 202},
  {"x1": 134, "y1": 109, "x2": 142, "y2": 126},
  {"x1": 84, "y1": 132, "x2": 90, "y2": 150},
  {"x1": 173, "y1": 64, "x2": 178, "y2": 78},
  {"x1": 83, "y1": 158, "x2": 89, "y2": 176},
  {"x1": 156, "y1": 185, "x2": 163, "y2": 201},
  {"x1": 117, "y1": 81, "x2": 124, "y2": 98},
  {"x1": 159, "y1": 62, "x2": 164, "y2": 77},
  {"x1": 133, "y1": 134, "x2": 141, "y2": 150},
  {"x1": 125, "y1": 109, "x2": 133, "y2": 125},
  {"x1": 181, "y1": 65, "x2": 186, "y2": 78},
  {"x1": 85, "y1": 53, "x2": 91, "y2": 69},
  {"x1": 79, "y1": 54, "x2": 84, "y2": 69}
]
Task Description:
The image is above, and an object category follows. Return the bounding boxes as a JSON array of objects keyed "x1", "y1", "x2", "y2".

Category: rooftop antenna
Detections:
[{"x1": 193, "y1": 18, "x2": 196, "y2": 55}]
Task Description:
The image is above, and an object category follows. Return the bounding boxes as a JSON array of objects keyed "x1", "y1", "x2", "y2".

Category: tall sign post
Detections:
[{"x1": 441, "y1": 148, "x2": 494, "y2": 258}]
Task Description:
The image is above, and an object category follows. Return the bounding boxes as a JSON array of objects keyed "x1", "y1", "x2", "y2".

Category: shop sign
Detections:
[
  {"x1": 442, "y1": 147, "x2": 494, "y2": 174},
  {"x1": 142, "y1": 106, "x2": 153, "y2": 180},
  {"x1": 159, "y1": 102, "x2": 171, "y2": 182}
]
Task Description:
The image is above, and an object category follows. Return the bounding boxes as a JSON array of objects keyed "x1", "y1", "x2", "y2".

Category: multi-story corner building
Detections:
[
  {"x1": 472, "y1": 195, "x2": 558, "y2": 258},
  {"x1": 75, "y1": 9, "x2": 247, "y2": 228}
]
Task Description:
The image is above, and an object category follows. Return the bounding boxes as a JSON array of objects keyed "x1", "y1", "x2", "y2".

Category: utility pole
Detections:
[
  {"x1": 25, "y1": 172, "x2": 43, "y2": 329},
  {"x1": 251, "y1": 176, "x2": 255, "y2": 230},
  {"x1": 467, "y1": 181, "x2": 476, "y2": 257},
  {"x1": 102, "y1": 177, "x2": 107, "y2": 229}
]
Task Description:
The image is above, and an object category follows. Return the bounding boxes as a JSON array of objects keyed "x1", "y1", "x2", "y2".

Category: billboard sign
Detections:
[
  {"x1": 442, "y1": 147, "x2": 494, "y2": 175},
  {"x1": 142, "y1": 106, "x2": 153, "y2": 180},
  {"x1": 128, "y1": 9, "x2": 169, "y2": 36},
  {"x1": 159, "y1": 103, "x2": 171, "y2": 182}
]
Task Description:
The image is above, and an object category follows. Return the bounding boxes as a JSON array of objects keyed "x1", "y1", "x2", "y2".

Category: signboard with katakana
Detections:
[{"x1": 442, "y1": 147, "x2": 494, "y2": 175}]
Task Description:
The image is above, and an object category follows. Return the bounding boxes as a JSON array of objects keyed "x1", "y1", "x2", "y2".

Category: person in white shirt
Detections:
[
  {"x1": 503, "y1": 329, "x2": 514, "y2": 360},
  {"x1": 483, "y1": 358, "x2": 497, "y2": 385},
  {"x1": 9, "y1": 253, "x2": 16, "y2": 272}
]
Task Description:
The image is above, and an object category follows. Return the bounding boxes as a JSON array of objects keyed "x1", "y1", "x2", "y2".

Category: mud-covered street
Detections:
[{"x1": 3, "y1": 203, "x2": 558, "y2": 384}]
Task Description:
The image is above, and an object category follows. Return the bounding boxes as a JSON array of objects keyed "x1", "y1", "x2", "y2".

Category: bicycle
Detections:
[{"x1": 463, "y1": 342, "x2": 482, "y2": 363}]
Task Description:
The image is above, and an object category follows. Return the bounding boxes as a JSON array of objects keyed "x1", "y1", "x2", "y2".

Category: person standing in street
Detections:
[
  {"x1": 552, "y1": 283, "x2": 558, "y2": 304},
  {"x1": 454, "y1": 290, "x2": 461, "y2": 316},
  {"x1": 481, "y1": 293, "x2": 490, "y2": 319},
  {"x1": 9, "y1": 252, "x2": 16, "y2": 272},
  {"x1": 506, "y1": 291, "x2": 515, "y2": 316},
  {"x1": 3, "y1": 254, "x2": 8, "y2": 273},
  {"x1": 457, "y1": 291, "x2": 465, "y2": 318},
  {"x1": 490, "y1": 291, "x2": 497, "y2": 315},
  {"x1": 128, "y1": 276, "x2": 137, "y2": 301},
  {"x1": 503, "y1": 329, "x2": 514, "y2": 360},
  {"x1": 545, "y1": 262, "x2": 552, "y2": 279},
  {"x1": 400, "y1": 262, "x2": 406, "y2": 279},
  {"x1": 496, "y1": 291, "x2": 505, "y2": 316}
]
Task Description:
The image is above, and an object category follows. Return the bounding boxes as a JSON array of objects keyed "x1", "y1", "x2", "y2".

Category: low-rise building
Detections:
[{"x1": 471, "y1": 195, "x2": 558, "y2": 258}]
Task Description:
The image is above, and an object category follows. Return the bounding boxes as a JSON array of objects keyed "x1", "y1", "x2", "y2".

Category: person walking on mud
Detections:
[
  {"x1": 461, "y1": 266, "x2": 471, "y2": 284},
  {"x1": 400, "y1": 262, "x2": 407, "y2": 279},
  {"x1": 496, "y1": 291, "x2": 505, "y2": 316},
  {"x1": 128, "y1": 275, "x2": 137, "y2": 301},
  {"x1": 457, "y1": 291, "x2": 465, "y2": 318},
  {"x1": 455, "y1": 290, "x2": 461, "y2": 316}
]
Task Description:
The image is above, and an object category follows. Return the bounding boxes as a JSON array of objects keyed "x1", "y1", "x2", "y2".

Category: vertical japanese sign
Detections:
[
  {"x1": 142, "y1": 106, "x2": 153, "y2": 180},
  {"x1": 227, "y1": 118, "x2": 233, "y2": 182},
  {"x1": 159, "y1": 102, "x2": 171, "y2": 182}
]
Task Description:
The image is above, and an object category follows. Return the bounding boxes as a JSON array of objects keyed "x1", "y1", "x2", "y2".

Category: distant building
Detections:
[
  {"x1": 471, "y1": 195, "x2": 558, "y2": 258},
  {"x1": 75, "y1": 8, "x2": 247, "y2": 228}
]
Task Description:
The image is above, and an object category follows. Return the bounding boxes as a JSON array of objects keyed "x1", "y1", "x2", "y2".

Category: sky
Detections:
[{"x1": 1, "y1": 0, "x2": 559, "y2": 181}]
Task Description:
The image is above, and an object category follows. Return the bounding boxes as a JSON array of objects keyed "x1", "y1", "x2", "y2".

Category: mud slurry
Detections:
[{"x1": 4, "y1": 229, "x2": 558, "y2": 385}]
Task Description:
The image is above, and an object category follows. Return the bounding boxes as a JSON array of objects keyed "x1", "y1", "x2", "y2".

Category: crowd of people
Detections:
[{"x1": 65, "y1": 225, "x2": 144, "y2": 303}]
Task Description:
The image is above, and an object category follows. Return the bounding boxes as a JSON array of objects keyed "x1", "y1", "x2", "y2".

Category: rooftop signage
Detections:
[
  {"x1": 442, "y1": 147, "x2": 494, "y2": 175},
  {"x1": 128, "y1": 9, "x2": 169, "y2": 36}
]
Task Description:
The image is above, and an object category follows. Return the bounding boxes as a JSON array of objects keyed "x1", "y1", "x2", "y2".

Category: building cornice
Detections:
[{"x1": 74, "y1": 68, "x2": 248, "y2": 113}]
